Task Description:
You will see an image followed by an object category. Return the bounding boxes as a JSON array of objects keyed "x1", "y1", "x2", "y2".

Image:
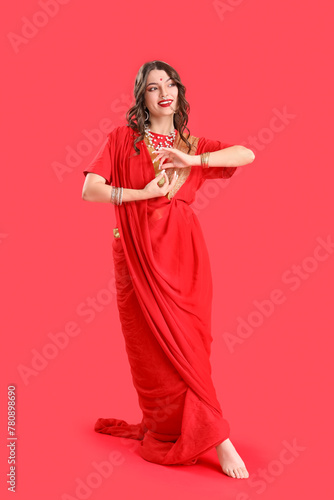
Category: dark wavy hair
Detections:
[{"x1": 126, "y1": 60, "x2": 194, "y2": 155}]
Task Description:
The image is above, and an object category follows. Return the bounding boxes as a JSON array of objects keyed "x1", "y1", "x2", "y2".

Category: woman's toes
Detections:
[
  {"x1": 225, "y1": 467, "x2": 237, "y2": 478},
  {"x1": 234, "y1": 468, "x2": 242, "y2": 478},
  {"x1": 223, "y1": 465, "x2": 250, "y2": 479},
  {"x1": 242, "y1": 467, "x2": 249, "y2": 478},
  {"x1": 238, "y1": 466, "x2": 249, "y2": 478}
]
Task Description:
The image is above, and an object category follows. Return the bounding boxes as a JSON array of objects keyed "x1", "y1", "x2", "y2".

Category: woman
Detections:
[{"x1": 82, "y1": 60, "x2": 255, "y2": 479}]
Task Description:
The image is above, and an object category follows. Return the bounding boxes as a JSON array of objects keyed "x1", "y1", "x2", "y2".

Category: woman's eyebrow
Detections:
[{"x1": 146, "y1": 78, "x2": 172, "y2": 87}]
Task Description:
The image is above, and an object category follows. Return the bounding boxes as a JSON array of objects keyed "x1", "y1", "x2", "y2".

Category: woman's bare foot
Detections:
[{"x1": 216, "y1": 438, "x2": 249, "y2": 478}]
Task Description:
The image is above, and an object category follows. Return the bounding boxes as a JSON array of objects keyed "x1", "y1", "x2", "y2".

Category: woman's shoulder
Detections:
[
  {"x1": 105, "y1": 124, "x2": 142, "y2": 147},
  {"x1": 106, "y1": 124, "x2": 133, "y2": 139}
]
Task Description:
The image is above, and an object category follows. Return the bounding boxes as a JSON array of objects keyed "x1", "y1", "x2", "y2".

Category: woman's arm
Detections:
[
  {"x1": 153, "y1": 145, "x2": 255, "y2": 170},
  {"x1": 82, "y1": 171, "x2": 178, "y2": 203},
  {"x1": 192, "y1": 146, "x2": 255, "y2": 168},
  {"x1": 82, "y1": 173, "x2": 144, "y2": 203}
]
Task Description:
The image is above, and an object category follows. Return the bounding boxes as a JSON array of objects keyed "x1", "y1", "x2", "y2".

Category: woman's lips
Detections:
[{"x1": 158, "y1": 100, "x2": 173, "y2": 107}]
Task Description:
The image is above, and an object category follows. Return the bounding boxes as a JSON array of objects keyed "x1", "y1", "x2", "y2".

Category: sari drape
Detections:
[{"x1": 83, "y1": 125, "x2": 237, "y2": 465}]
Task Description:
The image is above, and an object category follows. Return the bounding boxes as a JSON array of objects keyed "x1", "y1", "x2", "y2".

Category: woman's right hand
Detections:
[{"x1": 142, "y1": 170, "x2": 178, "y2": 199}]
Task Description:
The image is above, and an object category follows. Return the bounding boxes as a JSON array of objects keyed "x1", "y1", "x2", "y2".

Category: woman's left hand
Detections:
[{"x1": 152, "y1": 147, "x2": 193, "y2": 170}]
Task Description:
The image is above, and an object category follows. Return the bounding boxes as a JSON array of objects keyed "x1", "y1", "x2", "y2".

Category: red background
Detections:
[{"x1": 2, "y1": 1, "x2": 333, "y2": 499}]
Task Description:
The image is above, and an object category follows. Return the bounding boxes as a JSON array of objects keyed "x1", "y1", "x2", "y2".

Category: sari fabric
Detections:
[{"x1": 83, "y1": 125, "x2": 237, "y2": 465}]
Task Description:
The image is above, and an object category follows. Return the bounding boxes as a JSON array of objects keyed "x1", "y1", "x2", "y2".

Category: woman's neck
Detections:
[{"x1": 147, "y1": 116, "x2": 175, "y2": 135}]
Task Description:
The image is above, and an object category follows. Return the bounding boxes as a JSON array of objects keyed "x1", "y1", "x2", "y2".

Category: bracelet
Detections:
[
  {"x1": 111, "y1": 186, "x2": 116, "y2": 204},
  {"x1": 201, "y1": 152, "x2": 210, "y2": 168},
  {"x1": 110, "y1": 186, "x2": 123, "y2": 205}
]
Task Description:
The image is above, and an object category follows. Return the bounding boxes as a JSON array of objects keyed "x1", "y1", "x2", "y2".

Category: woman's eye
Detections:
[{"x1": 147, "y1": 83, "x2": 175, "y2": 92}]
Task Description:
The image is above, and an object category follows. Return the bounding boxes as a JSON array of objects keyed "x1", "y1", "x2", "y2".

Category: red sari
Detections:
[{"x1": 83, "y1": 125, "x2": 237, "y2": 465}]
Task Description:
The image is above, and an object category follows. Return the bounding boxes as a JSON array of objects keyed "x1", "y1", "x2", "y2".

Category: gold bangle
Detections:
[{"x1": 201, "y1": 152, "x2": 210, "y2": 168}]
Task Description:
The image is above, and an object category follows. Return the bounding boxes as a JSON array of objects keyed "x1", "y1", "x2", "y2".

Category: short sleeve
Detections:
[
  {"x1": 83, "y1": 136, "x2": 112, "y2": 185},
  {"x1": 198, "y1": 137, "x2": 237, "y2": 181}
]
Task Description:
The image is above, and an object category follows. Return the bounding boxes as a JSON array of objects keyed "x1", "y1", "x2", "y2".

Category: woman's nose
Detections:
[{"x1": 160, "y1": 86, "x2": 168, "y2": 97}]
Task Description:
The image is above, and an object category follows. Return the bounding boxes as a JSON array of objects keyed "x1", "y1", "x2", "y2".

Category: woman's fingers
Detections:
[
  {"x1": 156, "y1": 170, "x2": 168, "y2": 187},
  {"x1": 152, "y1": 169, "x2": 178, "y2": 196},
  {"x1": 152, "y1": 149, "x2": 175, "y2": 169},
  {"x1": 159, "y1": 155, "x2": 170, "y2": 169},
  {"x1": 151, "y1": 150, "x2": 166, "y2": 165},
  {"x1": 159, "y1": 162, "x2": 174, "y2": 170}
]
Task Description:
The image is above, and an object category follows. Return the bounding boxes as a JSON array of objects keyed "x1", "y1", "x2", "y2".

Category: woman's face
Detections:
[{"x1": 144, "y1": 69, "x2": 178, "y2": 119}]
